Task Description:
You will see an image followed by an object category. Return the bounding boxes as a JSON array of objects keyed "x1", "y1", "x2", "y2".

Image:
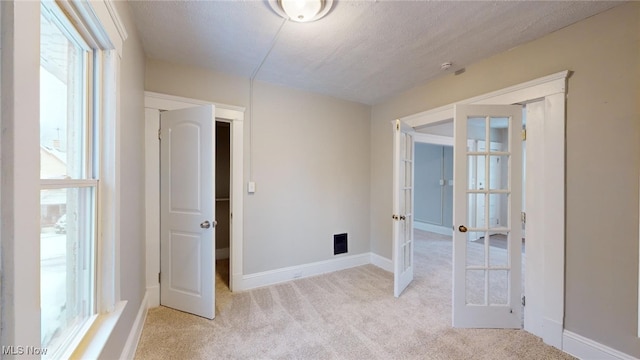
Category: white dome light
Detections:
[
  {"x1": 269, "y1": 0, "x2": 333, "y2": 23},
  {"x1": 281, "y1": 0, "x2": 322, "y2": 22}
]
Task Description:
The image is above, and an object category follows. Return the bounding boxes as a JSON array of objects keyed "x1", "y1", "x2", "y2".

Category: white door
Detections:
[
  {"x1": 393, "y1": 119, "x2": 415, "y2": 297},
  {"x1": 160, "y1": 105, "x2": 216, "y2": 319},
  {"x1": 453, "y1": 104, "x2": 522, "y2": 328}
]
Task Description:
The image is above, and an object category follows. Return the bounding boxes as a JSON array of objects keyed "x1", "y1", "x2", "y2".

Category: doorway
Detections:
[
  {"x1": 396, "y1": 71, "x2": 567, "y2": 346},
  {"x1": 144, "y1": 92, "x2": 245, "y2": 310},
  {"x1": 215, "y1": 121, "x2": 231, "y2": 290}
]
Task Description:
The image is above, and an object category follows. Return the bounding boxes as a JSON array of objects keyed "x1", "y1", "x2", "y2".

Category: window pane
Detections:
[
  {"x1": 40, "y1": 187, "x2": 95, "y2": 351},
  {"x1": 40, "y1": 7, "x2": 89, "y2": 180}
]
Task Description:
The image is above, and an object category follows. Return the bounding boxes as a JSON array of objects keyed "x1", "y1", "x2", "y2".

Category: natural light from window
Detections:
[{"x1": 40, "y1": 3, "x2": 97, "y2": 357}]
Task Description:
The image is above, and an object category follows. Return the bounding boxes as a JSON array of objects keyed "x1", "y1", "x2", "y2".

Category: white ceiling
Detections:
[{"x1": 128, "y1": 0, "x2": 621, "y2": 105}]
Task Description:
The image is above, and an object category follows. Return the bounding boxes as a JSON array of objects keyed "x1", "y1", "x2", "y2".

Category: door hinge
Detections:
[
  {"x1": 158, "y1": 272, "x2": 161, "y2": 283},
  {"x1": 521, "y1": 211, "x2": 526, "y2": 224},
  {"x1": 521, "y1": 295, "x2": 526, "y2": 306},
  {"x1": 396, "y1": 121, "x2": 400, "y2": 131},
  {"x1": 158, "y1": 129, "x2": 162, "y2": 140},
  {"x1": 521, "y1": 129, "x2": 527, "y2": 141}
]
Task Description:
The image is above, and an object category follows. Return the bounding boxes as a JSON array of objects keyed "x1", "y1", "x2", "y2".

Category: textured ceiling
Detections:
[{"x1": 129, "y1": 0, "x2": 621, "y2": 105}]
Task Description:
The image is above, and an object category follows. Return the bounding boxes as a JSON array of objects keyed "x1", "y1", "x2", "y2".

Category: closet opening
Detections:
[{"x1": 216, "y1": 121, "x2": 231, "y2": 291}]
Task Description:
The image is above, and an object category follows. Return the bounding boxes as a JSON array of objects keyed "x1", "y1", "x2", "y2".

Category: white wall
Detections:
[{"x1": 145, "y1": 60, "x2": 372, "y2": 275}]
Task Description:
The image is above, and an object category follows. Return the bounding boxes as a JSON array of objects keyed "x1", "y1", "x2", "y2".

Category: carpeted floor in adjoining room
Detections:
[{"x1": 134, "y1": 230, "x2": 574, "y2": 359}]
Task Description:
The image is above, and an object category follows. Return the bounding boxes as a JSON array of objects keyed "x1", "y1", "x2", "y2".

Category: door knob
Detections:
[
  {"x1": 458, "y1": 225, "x2": 468, "y2": 233},
  {"x1": 200, "y1": 221, "x2": 211, "y2": 229}
]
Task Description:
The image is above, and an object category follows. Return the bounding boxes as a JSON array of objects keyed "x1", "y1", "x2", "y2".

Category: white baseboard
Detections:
[
  {"x1": 216, "y1": 247, "x2": 230, "y2": 260},
  {"x1": 235, "y1": 252, "x2": 371, "y2": 291},
  {"x1": 544, "y1": 317, "x2": 564, "y2": 350},
  {"x1": 563, "y1": 330, "x2": 638, "y2": 360},
  {"x1": 370, "y1": 253, "x2": 393, "y2": 272},
  {"x1": 120, "y1": 292, "x2": 149, "y2": 360},
  {"x1": 146, "y1": 285, "x2": 160, "y2": 308},
  {"x1": 414, "y1": 221, "x2": 452, "y2": 236}
]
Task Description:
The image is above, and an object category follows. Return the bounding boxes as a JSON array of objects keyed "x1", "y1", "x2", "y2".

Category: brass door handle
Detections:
[{"x1": 458, "y1": 225, "x2": 468, "y2": 233}]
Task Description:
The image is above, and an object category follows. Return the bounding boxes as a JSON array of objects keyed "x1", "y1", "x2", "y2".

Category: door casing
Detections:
[{"x1": 144, "y1": 92, "x2": 244, "y2": 308}]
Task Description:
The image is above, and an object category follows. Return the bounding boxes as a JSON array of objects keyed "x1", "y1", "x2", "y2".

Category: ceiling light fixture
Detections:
[{"x1": 268, "y1": 0, "x2": 334, "y2": 23}]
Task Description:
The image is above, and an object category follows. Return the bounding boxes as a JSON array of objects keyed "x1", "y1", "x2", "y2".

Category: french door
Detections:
[
  {"x1": 452, "y1": 104, "x2": 522, "y2": 328},
  {"x1": 393, "y1": 119, "x2": 415, "y2": 297}
]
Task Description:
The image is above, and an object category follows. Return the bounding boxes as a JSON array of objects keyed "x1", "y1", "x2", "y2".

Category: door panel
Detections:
[
  {"x1": 393, "y1": 120, "x2": 415, "y2": 297},
  {"x1": 453, "y1": 104, "x2": 522, "y2": 328},
  {"x1": 160, "y1": 105, "x2": 216, "y2": 319}
]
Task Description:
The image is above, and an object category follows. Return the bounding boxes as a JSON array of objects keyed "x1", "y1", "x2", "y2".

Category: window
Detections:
[{"x1": 40, "y1": 2, "x2": 98, "y2": 357}]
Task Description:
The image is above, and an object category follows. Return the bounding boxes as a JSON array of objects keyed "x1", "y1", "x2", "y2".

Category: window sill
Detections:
[{"x1": 69, "y1": 300, "x2": 127, "y2": 359}]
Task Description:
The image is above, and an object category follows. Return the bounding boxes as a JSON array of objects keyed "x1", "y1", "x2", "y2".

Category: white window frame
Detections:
[
  {"x1": 40, "y1": 4, "x2": 99, "y2": 356},
  {"x1": 0, "y1": 0, "x2": 127, "y2": 358}
]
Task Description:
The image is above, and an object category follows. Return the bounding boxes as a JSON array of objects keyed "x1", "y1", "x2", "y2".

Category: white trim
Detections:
[
  {"x1": 413, "y1": 132, "x2": 454, "y2": 146},
  {"x1": 229, "y1": 115, "x2": 244, "y2": 292},
  {"x1": 144, "y1": 91, "x2": 246, "y2": 115},
  {"x1": 71, "y1": 300, "x2": 127, "y2": 359},
  {"x1": 235, "y1": 253, "x2": 371, "y2": 291},
  {"x1": 119, "y1": 293, "x2": 149, "y2": 360},
  {"x1": 542, "y1": 93, "x2": 566, "y2": 347},
  {"x1": 216, "y1": 247, "x2": 230, "y2": 260},
  {"x1": 144, "y1": 108, "x2": 161, "y2": 310},
  {"x1": 370, "y1": 253, "x2": 393, "y2": 272},
  {"x1": 402, "y1": 70, "x2": 569, "y2": 128},
  {"x1": 544, "y1": 317, "x2": 564, "y2": 350},
  {"x1": 146, "y1": 285, "x2": 160, "y2": 308},
  {"x1": 1, "y1": 1, "x2": 42, "y2": 349},
  {"x1": 57, "y1": 0, "x2": 128, "y2": 58},
  {"x1": 144, "y1": 92, "x2": 244, "y2": 304},
  {"x1": 103, "y1": 0, "x2": 128, "y2": 45},
  {"x1": 414, "y1": 221, "x2": 452, "y2": 237},
  {"x1": 562, "y1": 330, "x2": 639, "y2": 360}
]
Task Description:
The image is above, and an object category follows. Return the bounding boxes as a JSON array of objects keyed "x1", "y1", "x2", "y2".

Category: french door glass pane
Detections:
[
  {"x1": 489, "y1": 116, "x2": 509, "y2": 152},
  {"x1": 489, "y1": 270, "x2": 509, "y2": 305},
  {"x1": 40, "y1": 187, "x2": 95, "y2": 350},
  {"x1": 488, "y1": 155, "x2": 508, "y2": 190},
  {"x1": 40, "y1": 7, "x2": 89, "y2": 180},
  {"x1": 466, "y1": 270, "x2": 485, "y2": 305},
  {"x1": 467, "y1": 117, "x2": 486, "y2": 144},
  {"x1": 467, "y1": 155, "x2": 485, "y2": 190},
  {"x1": 466, "y1": 232, "x2": 485, "y2": 267},
  {"x1": 489, "y1": 234, "x2": 509, "y2": 267}
]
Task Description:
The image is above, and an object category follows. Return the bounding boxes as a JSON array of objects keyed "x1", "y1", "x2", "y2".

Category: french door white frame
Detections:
[
  {"x1": 144, "y1": 92, "x2": 245, "y2": 307},
  {"x1": 400, "y1": 70, "x2": 568, "y2": 348}
]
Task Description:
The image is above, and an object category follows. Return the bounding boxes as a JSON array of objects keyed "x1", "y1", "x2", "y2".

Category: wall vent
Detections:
[{"x1": 334, "y1": 233, "x2": 348, "y2": 255}]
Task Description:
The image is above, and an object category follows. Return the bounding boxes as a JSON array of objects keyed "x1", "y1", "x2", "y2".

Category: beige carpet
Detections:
[{"x1": 134, "y1": 231, "x2": 573, "y2": 359}]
